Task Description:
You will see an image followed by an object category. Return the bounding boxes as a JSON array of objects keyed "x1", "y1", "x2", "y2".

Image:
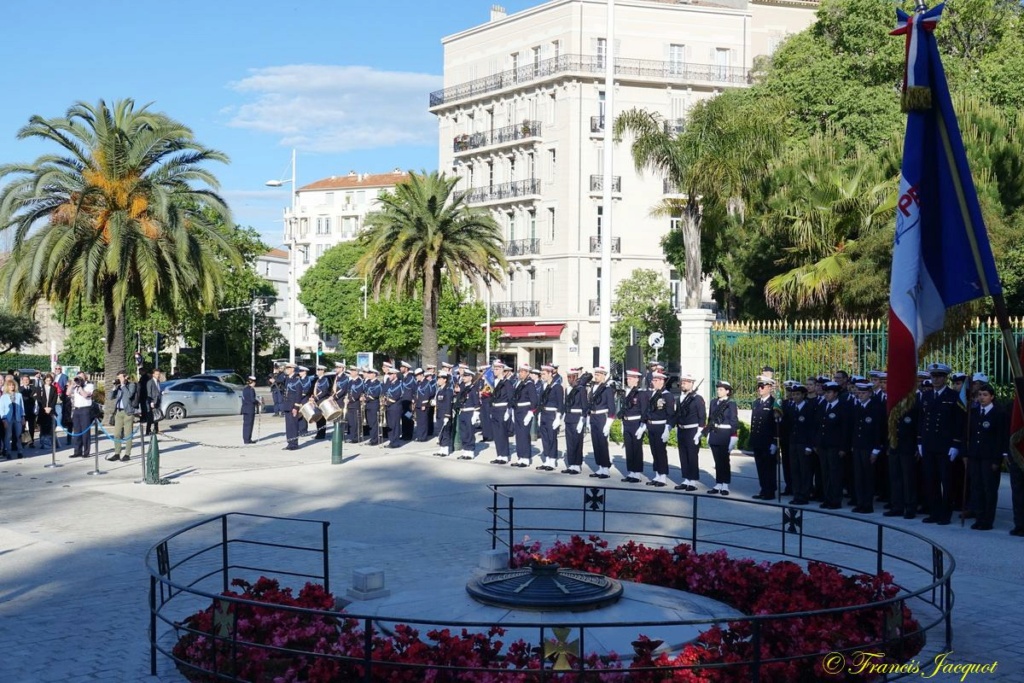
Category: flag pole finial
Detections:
[{"x1": 915, "y1": 0, "x2": 928, "y2": 11}]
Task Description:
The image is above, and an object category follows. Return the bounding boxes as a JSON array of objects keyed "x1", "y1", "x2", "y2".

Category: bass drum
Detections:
[
  {"x1": 299, "y1": 402, "x2": 322, "y2": 423},
  {"x1": 319, "y1": 397, "x2": 344, "y2": 423}
]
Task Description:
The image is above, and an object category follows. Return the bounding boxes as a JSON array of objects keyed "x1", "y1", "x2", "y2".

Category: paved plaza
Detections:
[{"x1": 2, "y1": 408, "x2": 1023, "y2": 682}]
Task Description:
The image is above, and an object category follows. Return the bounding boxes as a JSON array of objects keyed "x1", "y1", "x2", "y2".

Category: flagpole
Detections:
[{"x1": 989, "y1": 293, "x2": 1024, "y2": 470}]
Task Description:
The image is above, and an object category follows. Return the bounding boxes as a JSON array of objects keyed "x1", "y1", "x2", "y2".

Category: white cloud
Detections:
[{"x1": 227, "y1": 65, "x2": 442, "y2": 153}]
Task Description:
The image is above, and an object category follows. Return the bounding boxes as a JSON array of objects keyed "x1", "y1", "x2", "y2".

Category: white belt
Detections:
[
  {"x1": 569, "y1": 409, "x2": 583, "y2": 413},
  {"x1": 462, "y1": 407, "x2": 478, "y2": 411},
  {"x1": 516, "y1": 402, "x2": 532, "y2": 406},
  {"x1": 649, "y1": 420, "x2": 667, "y2": 425},
  {"x1": 680, "y1": 423, "x2": 699, "y2": 429},
  {"x1": 592, "y1": 409, "x2": 609, "y2": 415},
  {"x1": 715, "y1": 424, "x2": 732, "y2": 429},
  {"x1": 543, "y1": 407, "x2": 559, "y2": 411},
  {"x1": 493, "y1": 402, "x2": 508, "y2": 407},
  {"x1": 623, "y1": 416, "x2": 642, "y2": 421}
]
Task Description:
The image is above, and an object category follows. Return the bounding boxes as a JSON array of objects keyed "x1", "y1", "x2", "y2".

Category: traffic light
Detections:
[{"x1": 317, "y1": 340, "x2": 324, "y2": 358}]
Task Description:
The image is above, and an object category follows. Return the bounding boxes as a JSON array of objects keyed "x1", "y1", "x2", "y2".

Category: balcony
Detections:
[
  {"x1": 453, "y1": 121, "x2": 541, "y2": 154},
  {"x1": 491, "y1": 300, "x2": 540, "y2": 318},
  {"x1": 590, "y1": 115, "x2": 605, "y2": 133},
  {"x1": 663, "y1": 118, "x2": 686, "y2": 135},
  {"x1": 589, "y1": 175, "x2": 621, "y2": 193},
  {"x1": 429, "y1": 53, "x2": 751, "y2": 108},
  {"x1": 589, "y1": 236, "x2": 621, "y2": 254},
  {"x1": 505, "y1": 238, "x2": 540, "y2": 257},
  {"x1": 463, "y1": 178, "x2": 541, "y2": 205},
  {"x1": 588, "y1": 299, "x2": 603, "y2": 316}
]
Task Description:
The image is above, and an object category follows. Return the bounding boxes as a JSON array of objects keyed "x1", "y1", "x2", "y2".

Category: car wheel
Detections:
[{"x1": 166, "y1": 403, "x2": 187, "y2": 420}]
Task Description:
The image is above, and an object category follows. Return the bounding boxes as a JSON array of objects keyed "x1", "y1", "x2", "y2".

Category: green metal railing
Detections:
[{"x1": 710, "y1": 318, "x2": 1023, "y2": 407}]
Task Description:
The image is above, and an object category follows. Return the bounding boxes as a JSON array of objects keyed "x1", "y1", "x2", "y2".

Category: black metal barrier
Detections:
[{"x1": 146, "y1": 488, "x2": 954, "y2": 681}]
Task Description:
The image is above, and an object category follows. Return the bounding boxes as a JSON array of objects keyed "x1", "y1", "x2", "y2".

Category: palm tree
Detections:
[
  {"x1": 357, "y1": 171, "x2": 506, "y2": 367},
  {"x1": 614, "y1": 93, "x2": 781, "y2": 308},
  {"x1": 0, "y1": 99, "x2": 236, "y2": 388}
]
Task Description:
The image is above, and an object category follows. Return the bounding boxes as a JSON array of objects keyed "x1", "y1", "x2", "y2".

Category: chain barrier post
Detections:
[
  {"x1": 86, "y1": 420, "x2": 106, "y2": 476},
  {"x1": 45, "y1": 421, "x2": 61, "y2": 469},
  {"x1": 145, "y1": 432, "x2": 160, "y2": 484},
  {"x1": 331, "y1": 420, "x2": 343, "y2": 464}
]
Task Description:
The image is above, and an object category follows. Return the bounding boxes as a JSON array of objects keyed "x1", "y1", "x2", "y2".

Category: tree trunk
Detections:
[
  {"x1": 421, "y1": 270, "x2": 440, "y2": 369},
  {"x1": 103, "y1": 290, "x2": 127, "y2": 399},
  {"x1": 682, "y1": 200, "x2": 703, "y2": 309}
]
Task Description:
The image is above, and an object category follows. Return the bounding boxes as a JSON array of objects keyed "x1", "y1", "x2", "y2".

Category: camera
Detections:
[{"x1": 73, "y1": 376, "x2": 85, "y2": 387}]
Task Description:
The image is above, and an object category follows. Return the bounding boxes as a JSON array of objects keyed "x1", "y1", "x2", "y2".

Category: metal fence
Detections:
[{"x1": 710, "y1": 318, "x2": 1024, "y2": 406}]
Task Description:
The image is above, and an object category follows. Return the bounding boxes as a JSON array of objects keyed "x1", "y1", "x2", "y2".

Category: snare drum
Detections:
[
  {"x1": 319, "y1": 397, "x2": 344, "y2": 422},
  {"x1": 299, "y1": 402, "x2": 322, "y2": 423}
]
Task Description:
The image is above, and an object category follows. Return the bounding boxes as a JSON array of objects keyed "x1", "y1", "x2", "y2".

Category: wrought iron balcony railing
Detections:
[
  {"x1": 462, "y1": 179, "x2": 541, "y2": 204},
  {"x1": 589, "y1": 175, "x2": 621, "y2": 193},
  {"x1": 505, "y1": 238, "x2": 540, "y2": 257},
  {"x1": 429, "y1": 54, "x2": 751, "y2": 108},
  {"x1": 663, "y1": 118, "x2": 686, "y2": 135},
  {"x1": 453, "y1": 121, "x2": 542, "y2": 153},
  {"x1": 491, "y1": 300, "x2": 540, "y2": 319},
  {"x1": 589, "y1": 236, "x2": 621, "y2": 254}
]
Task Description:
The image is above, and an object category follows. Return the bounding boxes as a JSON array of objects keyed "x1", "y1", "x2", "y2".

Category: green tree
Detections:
[
  {"x1": 357, "y1": 171, "x2": 506, "y2": 367},
  {"x1": 298, "y1": 241, "x2": 367, "y2": 338},
  {"x1": 610, "y1": 269, "x2": 680, "y2": 366},
  {"x1": 0, "y1": 309, "x2": 41, "y2": 354},
  {"x1": 614, "y1": 91, "x2": 781, "y2": 308},
  {"x1": 438, "y1": 282, "x2": 500, "y2": 362},
  {"x1": 344, "y1": 295, "x2": 423, "y2": 360},
  {"x1": 0, "y1": 99, "x2": 238, "y2": 389}
]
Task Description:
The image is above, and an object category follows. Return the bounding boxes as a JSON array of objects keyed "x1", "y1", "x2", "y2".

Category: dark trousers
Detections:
[
  {"x1": 436, "y1": 413, "x2": 452, "y2": 449},
  {"x1": 779, "y1": 438, "x2": 791, "y2": 491},
  {"x1": 297, "y1": 416, "x2": 308, "y2": 435},
  {"x1": 622, "y1": 421, "x2": 644, "y2": 473},
  {"x1": 810, "y1": 448, "x2": 823, "y2": 499},
  {"x1": 710, "y1": 443, "x2": 731, "y2": 484},
  {"x1": 789, "y1": 442, "x2": 813, "y2": 502},
  {"x1": 1008, "y1": 456, "x2": 1024, "y2": 530},
  {"x1": 401, "y1": 400, "x2": 414, "y2": 440},
  {"x1": 242, "y1": 412, "x2": 255, "y2": 444},
  {"x1": 490, "y1": 408, "x2": 511, "y2": 459},
  {"x1": 676, "y1": 428, "x2": 700, "y2": 480},
  {"x1": 513, "y1": 411, "x2": 533, "y2": 460},
  {"x1": 887, "y1": 448, "x2": 918, "y2": 515},
  {"x1": 346, "y1": 406, "x2": 361, "y2": 443},
  {"x1": 564, "y1": 420, "x2": 584, "y2": 467},
  {"x1": 315, "y1": 416, "x2": 327, "y2": 439},
  {"x1": 819, "y1": 447, "x2": 843, "y2": 507},
  {"x1": 590, "y1": 415, "x2": 610, "y2": 468},
  {"x1": 271, "y1": 389, "x2": 283, "y2": 415},
  {"x1": 284, "y1": 411, "x2": 299, "y2": 448},
  {"x1": 922, "y1": 449, "x2": 953, "y2": 522},
  {"x1": 365, "y1": 403, "x2": 381, "y2": 444},
  {"x1": 649, "y1": 424, "x2": 669, "y2": 476},
  {"x1": 459, "y1": 410, "x2": 477, "y2": 451},
  {"x1": 852, "y1": 448, "x2": 876, "y2": 511},
  {"x1": 480, "y1": 400, "x2": 493, "y2": 440},
  {"x1": 72, "y1": 406, "x2": 92, "y2": 457},
  {"x1": 387, "y1": 402, "x2": 404, "y2": 447},
  {"x1": 414, "y1": 406, "x2": 429, "y2": 441},
  {"x1": 753, "y1": 447, "x2": 777, "y2": 497},
  {"x1": 968, "y1": 459, "x2": 1001, "y2": 527},
  {"x1": 538, "y1": 413, "x2": 558, "y2": 461}
]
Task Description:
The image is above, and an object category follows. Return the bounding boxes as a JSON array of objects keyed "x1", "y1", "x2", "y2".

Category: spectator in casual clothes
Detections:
[
  {"x1": 145, "y1": 369, "x2": 163, "y2": 435},
  {"x1": 0, "y1": 378, "x2": 26, "y2": 458},
  {"x1": 19, "y1": 375, "x2": 37, "y2": 448}
]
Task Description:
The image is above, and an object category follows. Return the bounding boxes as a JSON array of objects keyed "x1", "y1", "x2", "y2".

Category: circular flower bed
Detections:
[{"x1": 173, "y1": 535, "x2": 923, "y2": 682}]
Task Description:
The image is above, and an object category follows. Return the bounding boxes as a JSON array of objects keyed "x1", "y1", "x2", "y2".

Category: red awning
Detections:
[{"x1": 496, "y1": 323, "x2": 565, "y2": 339}]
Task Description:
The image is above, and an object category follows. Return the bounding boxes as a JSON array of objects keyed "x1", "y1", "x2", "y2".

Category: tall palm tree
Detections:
[
  {"x1": 0, "y1": 99, "x2": 236, "y2": 388},
  {"x1": 357, "y1": 171, "x2": 506, "y2": 367},
  {"x1": 614, "y1": 93, "x2": 781, "y2": 308}
]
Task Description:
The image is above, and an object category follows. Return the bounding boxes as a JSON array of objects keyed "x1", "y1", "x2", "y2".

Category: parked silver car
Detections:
[{"x1": 161, "y1": 379, "x2": 243, "y2": 419}]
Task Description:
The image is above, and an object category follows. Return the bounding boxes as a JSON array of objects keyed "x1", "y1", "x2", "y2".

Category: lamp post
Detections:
[
  {"x1": 266, "y1": 148, "x2": 298, "y2": 365},
  {"x1": 598, "y1": 0, "x2": 615, "y2": 369}
]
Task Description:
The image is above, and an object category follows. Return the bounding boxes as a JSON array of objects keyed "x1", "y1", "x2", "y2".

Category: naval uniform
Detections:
[
  {"x1": 966, "y1": 402, "x2": 1008, "y2": 529},
  {"x1": 748, "y1": 394, "x2": 780, "y2": 499},
  {"x1": 384, "y1": 377, "x2": 405, "y2": 448},
  {"x1": 512, "y1": 377, "x2": 538, "y2": 465},
  {"x1": 815, "y1": 399, "x2": 852, "y2": 509},
  {"x1": 489, "y1": 374, "x2": 514, "y2": 463},
  {"x1": 312, "y1": 373, "x2": 332, "y2": 439},
  {"x1": 674, "y1": 389, "x2": 707, "y2": 485},
  {"x1": 917, "y1": 385, "x2": 964, "y2": 524},
  {"x1": 620, "y1": 385, "x2": 649, "y2": 478},
  {"x1": 399, "y1": 370, "x2": 416, "y2": 440},
  {"x1": 414, "y1": 378, "x2": 432, "y2": 442},
  {"x1": 283, "y1": 374, "x2": 305, "y2": 450},
  {"x1": 705, "y1": 397, "x2": 738, "y2": 486},
  {"x1": 345, "y1": 376, "x2": 365, "y2": 444},
  {"x1": 433, "y1": 382, "x2": 454, "y2": 452},
  {"x1": 850, "y1": 396, "x2": 886, "y2": 512},
  {"x1": 363, "y1": 378, "x2": 382, "y2": 444},
  {"x1": 888, "y1": 399, "x2": 919, "y2": 518},
  {"x1": 644, "y1": 388, "x2": 676, "y2": 480},
  {"x1": 457, "y1": 379, "x2": 480, "y2": 456},
  {"x1": 297, "y1": 374, "x2": 314, "y2": 435},
  {"x1": 536, "y1": 378, "x2": 564, "y2": 469},
  {"x1": 562, "y1": 378, "x2": 590, "y2": 472},
  {"x1": 241, "y1": 384, "x2": 259, "y2": 444},
  {"x1": 783, "y1": 398, "x2": 818, "y2": 504},
  {"x1": 588, "y1": 381, "x2": 616, "y2": 474}
]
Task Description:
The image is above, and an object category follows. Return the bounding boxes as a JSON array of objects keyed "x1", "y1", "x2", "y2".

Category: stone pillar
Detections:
[{"x1": 678, "y1": 308, "x2": 716, "y2": 403}]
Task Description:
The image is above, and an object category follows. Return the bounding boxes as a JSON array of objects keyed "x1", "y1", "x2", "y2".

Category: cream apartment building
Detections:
[
  {"x1": 283, "y1": 170, "x2": 409, "y2": 354},
  {"x1": 431, "y1": 0, "x2": 816, "y2": 368}
]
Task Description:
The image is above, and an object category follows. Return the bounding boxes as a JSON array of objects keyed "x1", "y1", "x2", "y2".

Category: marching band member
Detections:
[
  {"x1": 283, "y1": 363, "x2": 303, "y2": 451},
  {"x1": 345, "y1": 365, "x2": 364, "y2": 444},
  {"x1": 489, "y1": 361, "x2": 514, "y2": 464},
  {"x1": 311, "y1": 364, "x2": 331, "y2": 440},
  {"x1": 384, "y1": 367, "x2": 405, "y2": 448},
  {"x1": 363, "y1": 368, "x2": 383, "y2": 445},
  {"x1": 413, "y1": 368, "x2": 432, "y2": 442}
]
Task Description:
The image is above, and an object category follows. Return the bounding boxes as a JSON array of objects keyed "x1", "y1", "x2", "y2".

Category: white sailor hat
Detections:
[
  {"x1": 492, "y1": 358, "x2": 503, "y2": 366},
  {"x1": 972, "y1": 372, "x2": 989, "y2": 383},
  {"x1": 756, "y1": 375, "x2": 776, "y2": 386},
  {"x1": 651, "y1": 371, "x2": 667, "y2": 380},
  {"x1": 334, "y1": 361, "x2": 345, "y2": 368},
  {"x1": 382, "y1": 361, "x2": 393, "y2": 368},
  {"x1": 867, "y1": 370, "x2": 884, "y2": 378},
  {"x1": 782, "y1": 379, "x2": 796, "y2": 389},
  {"x1": 386, "y1": 367, "x2": 398, "y2": 375},
  {"x1": 316, "y1": 364, "x2": 327, "y2": 370},
  {"x1": 541, "y1": 364, "x2": 555, "y2": 372},
  {"x1": 950, "y1": 372, "x2": 968, "y2": 382},
  {"x1": 477, "y1": 364, "x2": 489, "y2": 371},
  {"x1": 568, "y1": 366, "x2": 583, "y2": 375},
  {"x1": 348, "y1": 365, "x2": 360, "y2": 372},
  {"x1": 441, "y1": 362, "x2": 454, "y2": 369},
  {"x1": 529, "y1": 367, "x2": 541, "y2": 376},
  {"x1": 626, "y1": 369, "x2": 642, "y2": 378},
  {"x1": 854, "y1": 381, "x2": 873, "y2": 391},
  {"x1": 297, "y1": 365, "x2": 309, "y2": 372},
  {"x1": 716, "y1": 380, "x2": 732, "y2": 389},
  {"x1": 247, "y1": 375, "x2": 256, "y2": 381},
  {"x1": 790, "y1": 383, "x2": 807, "y2": 393},
  {"x1": 438, "y1": 370, "x2": 450, "y2": 378},
  {"x1": 928, "y1": 362, "x2": 951, "y2": 375},
  {"x1": 426, "y1": 364, "x2": 436, "y2": 370},
  {"x1": 519, "y1": 362, "x2": 532, "y2": 371},
  {"x1": 414, "y1": 367, "x2": 424, "y2": 375},
  {"x1": 400, "y1": 360, "x2": 412, "y2": 369},
  {"x1": 850, "y1": 374, "x2": 866, "y2": 383},
  {"x1": 593, "y1": 365, "x2": 608, "y2": 375},
  {"x1": 367, "y1": 367, "x2": 379, "y2": 375},
  {"x1": 284, "y1": 362, "x2": 296, "y2": 368},
  {"x1": 678, "y1": 372, "x2": 696, "y2": 382},
  {"x1": 822, "y1": 381, "x2": 840, "y2": 391},
  {"x1": 917, "y1": 370, "x2": 930, "y2": 379}
]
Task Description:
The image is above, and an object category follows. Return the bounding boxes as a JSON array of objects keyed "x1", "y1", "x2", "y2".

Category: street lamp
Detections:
[
  {"x1": 266, "y1": 148, "x2": 298, "y2": 364},
  {"x1": 337, "y1": 275, "x2": 368, "y2": 319}
]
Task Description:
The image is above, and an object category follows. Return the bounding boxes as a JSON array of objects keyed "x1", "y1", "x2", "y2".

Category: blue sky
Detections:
[{"x1": 0, "y1": 0, "x2": 538, "y2": 247}]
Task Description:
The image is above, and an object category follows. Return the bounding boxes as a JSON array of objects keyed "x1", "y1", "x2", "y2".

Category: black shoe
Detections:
[
  {"x1": 120, "y1": 455, "x2": 130, "y2": 462},
  {"x1": 751, "y1": 494, "x2": 766, "y2": 500},
  {"x1": 490, "y1": 459, "x2": 503, "y2": 464},
  {"x1": 903, "y1": 512, "x2": 916, "y2": 520},
  {"x1": 674, "y1": 484, "x2": 688, "y2": 490},
  {"x1": 105, "y1": 455, "x2": 120, "y2": 461},
  {"x1": 645, "y1": 480, "x2": 658, "y2": 486},
  {"x1": 719, "y1": 489, "x2": 729, "y2": 496},
  {"x1": 685, "y1": 485, "x2": 697, "y2": 491},
  {"x1": 883, "y1": 510, "x2": 903, "y2": 517},
  {"x1": 922, "y1": 516, "x2": 936, "y2": 524},
  {"x1": 706, "y1": 488, "x2": 719, "y2": 494},
  {"x1": 975, "y1": 523, "x2": 993, "y2": 530},
  {"x1": 651, "y1": 481, "x2": 666, "y2": 487},
  {"x1": 853, "y1": 507, "x2": 873, "y2": 514},
  {"x1": 622, "y1": 477, "x2": 640, "y2": 483},
  {"x1": 962, "y1": 511, "x2": 977, "y2": 520},
  {"x1": 936, "y1": 519, "x2": 951, "y2": 526},
  {"x1": 589, "y1": 472, "x2": 601, "y2": 477},
  {"x1": 970, "y1": 522, "x2": 981, "y2": 530},
  {"x1": 1009, "y1": 527, "x2": 1024, "y2": 537},
  {"x1": 790, "y1": 499, "x2": 808, "y2": 505}
]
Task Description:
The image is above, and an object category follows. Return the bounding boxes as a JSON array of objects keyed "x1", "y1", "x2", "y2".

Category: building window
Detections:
[
  {"x1": 529, "y1": 210, "x2": 537, "y2": 240},
  {"x1": 549, "y1": 148, "x2": 556, "y2": 181},
  {"x1": 669, "y1": 44, "x2": 686, "y2": 75},
  {"x1": 301, "y1": 324, "x2": 309, "y2": 341},
  {"x1": 532, "y1": 46, "x2": 541, "y2": 75},
  {"x1": 545, "y1": 268, "x2": 554, "y2": 305},
  {"x1": 316, "y1": 217, "x2": 330, "y2": 235},
  {"x1": 669, "y1": 215, "x2": 682, "y2": 231},
  {"x1": 316, "y1": 243, "x2": 326, "y2": 258},
  {"x1": 488, "y1": 161, "x2": 494, "y2": 186},
  {"x1": 547, "y1": 207, "x2": 556, "y2": 241},
  {"x1": 596, "y1": 206, "x2": 603, "y2": 238},
  {"x1": 510, "y1": 52, "x2": 520, "y2": 82},
  {"x1": 325, "y1": 192, "x2": 334, "y2": 205},
  {"x1": 596, "y1": 38, "x2": 607, "y2": 68},
  {"x1": 527, "y1": 152, "x2": 535, "y2": 179},
  {"x1": 508, "y1": 212, "x2": 516, "y2": 241},
  {"x1": 714, "y1": 47, "x2": 730, "y2": 79},
  {"x1": 509, "y1": 156, "x2": 516, "y2": 181},
  {"x1": 547, "y1": 92, "x2": 556, "y2": 124},
  {"x1": 595, "y1": 267, "x2": 602, "y2": 303},
  {"x1": 551, "y1": 39, "x2": 561, "y2": 61},
  {"x1": 670, "y1": 269, "x2": 681, "y2": 311},
  {"x1": 356, "y1": 190, "x2": 366, "y2": 204},
  {"x1": 300, "y1": 245, "x2": 310, "y2": 264},
  {"x1": 528, "y1": 269, "x2": 536, "y2": 301}
]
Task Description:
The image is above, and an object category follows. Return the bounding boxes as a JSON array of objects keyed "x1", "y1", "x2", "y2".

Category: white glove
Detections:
[
  {"x1": 693, "y1": 431, "x2": 702, "y2": 446},
  {"x1": 443, "y1": 417, "x2": 450, "y2": 426},
  {"x1": 506, "y1": 409, "x2": 513, "y2": 422},
  {"x1": 871, "y1": 448, "x2": 880, "y2": 456},
  {"x1": 949, "y1": 447, "x2": 959, "y2": 461},
  {"x1": 804, "y1": 447, "x2": 813, "y2": 454},
  {"x1": 636, "y1": 424, "x2": 647, "y2": 439},
  {"x1": 917, "y1": 444, "x2": 923, "y2": 457},
  {"x1": 552, "y1": 415, "x2": 562, "y2": 430},
  {"x1": 404, "y1": 411, "x2": 413, "y2": 419},
  {"x1": 430, "y1": 399, "x2": 436, "y2": 406},
  {"x1": 602, "y1": 421, "x2": 611, "y2": 438},
  {"x1": 471, "y1": 412, "x2": 480, "y2": 426},
  {"x1": 523, "y1": 412, "x2": 533, "y2": 426},
  {"x1": 769, "y1": 444, "x2": 777, "y2": 456},
  {"x1": 662, "y1": 426, "x2": 670, "y2": 442},
  {"x1": 576, "y1": 421, "x2": 584, "y2": 434},
  {"x1": 728, "y1": 436, "x2": 738, "y2": 451}
]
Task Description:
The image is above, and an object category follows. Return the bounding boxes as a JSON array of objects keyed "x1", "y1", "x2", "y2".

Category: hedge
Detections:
[{"x1": 0, "y1": 354, "x2": 53, "y2": 372}]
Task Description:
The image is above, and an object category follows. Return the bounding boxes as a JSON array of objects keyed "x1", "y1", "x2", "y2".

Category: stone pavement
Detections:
[{"x1": 1, "y1": 413, "x2": 1022, "y2": 682}]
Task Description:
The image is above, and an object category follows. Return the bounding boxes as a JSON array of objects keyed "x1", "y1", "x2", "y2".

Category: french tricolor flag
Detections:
[{"x1": 886, "y1": 3, "x2": 1002, "y2": 419}]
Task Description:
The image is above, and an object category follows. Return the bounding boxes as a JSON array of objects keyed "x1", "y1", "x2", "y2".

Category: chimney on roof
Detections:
[
  {"x1": 393, "y1": 167, "x2": 402, "y2": 174},
  {"x1": 349, "y1": 170, "x2": 356, "y2": 176},
  {"x1": 490, "y1": 4, "x2": 506, "y2": 21}
]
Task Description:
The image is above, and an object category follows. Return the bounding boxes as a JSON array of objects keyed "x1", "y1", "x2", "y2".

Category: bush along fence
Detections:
[
  {"x1": 710, "y1": 317, "x2": 1024, "y2": 407},
  {"x1": 0, "y1": 353, "x2": 53, "y2": 371}
]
